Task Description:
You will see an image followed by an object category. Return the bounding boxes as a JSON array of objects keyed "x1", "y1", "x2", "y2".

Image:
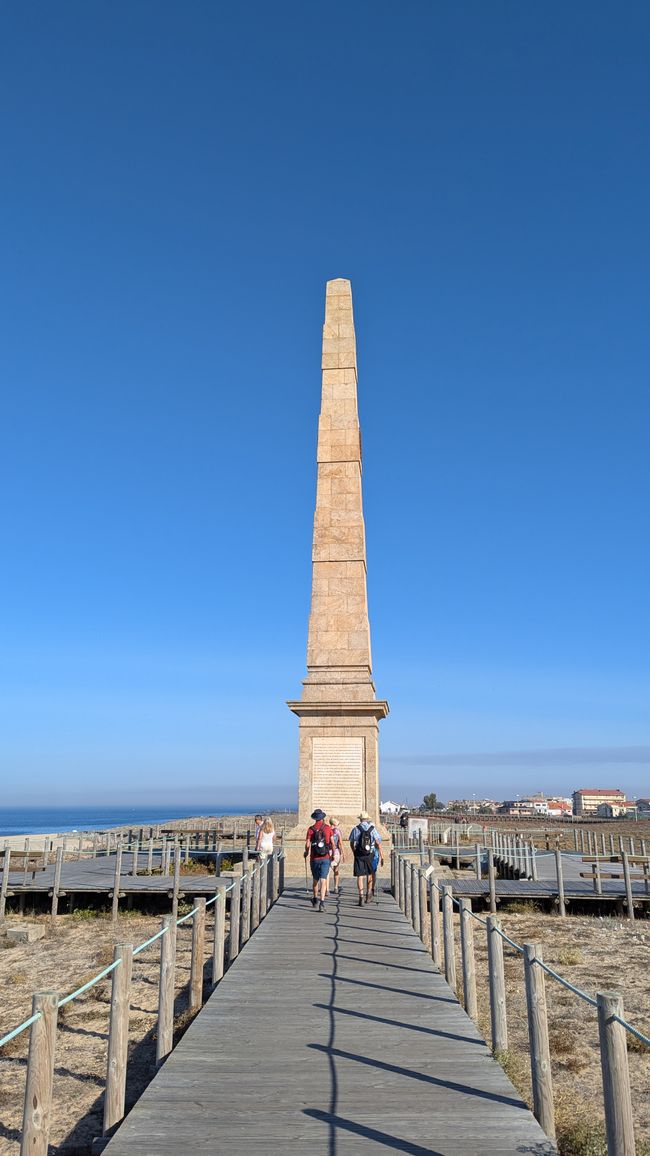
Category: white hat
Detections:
[{"x1": 358, "y1": 810, "x2": 370, "y2": 821}]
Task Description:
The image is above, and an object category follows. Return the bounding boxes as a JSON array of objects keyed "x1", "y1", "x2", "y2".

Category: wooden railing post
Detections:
[
  {"x1": 418, "y1": 869, "x2": 429, "y2": 947},
  {"x1": 523, "y1": 943, "x2": 555, "y2": 1141},
  {"x1": 594, "y1": 852, "x2": 602, "y2": 895},
  {"x1": 251, "y1": 863, "x2": 261, "y2": 931},
  {"x1": 111, "y1": 845, "x2": 123, "y2": 924},
  {"x1": 554, "y1": 848, "x2": 566, "y2": 917},
  {"x1": 410, "y1": 863, "x2": 419, "y2": 935},
  {"x1": 171, "y1": 846, "x2": 182, "y2": 920},
  {"x1": 131, "y1": 839, "x2": 139, "y2": 877},
  {"x1": 20, "y1": 991, "x2": 58, "y2": 1156},
  {"x1": 103, "y1": 944, "x2": 133, "y2": 1135},
  {"x1": 278, "y1": 851, "x2": 285, "y2": 894},
  {"x1": 156, "y1": 917, "x2": 175, "y2": 1064},
  {"x1": 428, "y1": 877, "x2": 442, "y2": 970},
  {"x1": 393, "y1": 850, "x2": 400, "y2": 905},
  {"x1": 272, "y1": 850, "x2": 280, "y2": 901},
  {"x1": 260, "y1": 857, "x2": 269, "y2": 920},
  {"x1": 441, "y1": 884, "x2": 456, "y2": 991},
  {"x1": 189, "y1": 898, "x2": 206, "y2": 1012},
  {"x1": 51, "y1": 847, "x2": 64, "y2": 923},
  {"x1": 487, "y1": 849, "x2": 497, "y2": 913},
  {"x1": 404, "y1": 859, "x2": 412, "y2": 921},
  {"x1": 399, "y1": 856, "x2": 407, "y2": 913},
  {"x1": 240, "y1": 871, "x2": 251, "y2": 946},
  {"x1": 475, "y1": 843, "x2": 482, "y2": 880},
  {"x1": 486, "y1": 915, "x2": 507, "y2": 1053},
  {"x1": 1, "y1": 848, "x2": 11, "y2": 921},
  {"x1": 597, "y1": 991, "x2": 636, "y2": 1156},
  {"x1": 212, "y1": 885, "x2": 227, "y2": 983},
  {"x1": 459, "y1": 899, "x2": 478, "y2": 1021},
  {"x1": 622, "y1": 852, "x2": 635, "y2": 921},
  {"x1": 229, "y1": 877, "x2": 241, "y2": 962}
]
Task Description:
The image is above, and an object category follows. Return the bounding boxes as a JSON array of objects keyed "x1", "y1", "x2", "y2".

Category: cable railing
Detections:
[
  {"x1": 392, "y1": 847, "x2": 648, "y2": 1155},
  {"x1": 0, "y1": 849, "x2": 285, "y2": 1156}
]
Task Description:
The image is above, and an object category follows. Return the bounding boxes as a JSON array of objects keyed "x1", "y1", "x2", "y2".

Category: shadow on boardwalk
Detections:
[{"x1": 101, "y1": 883, "x2": 556, "y2": 1155}]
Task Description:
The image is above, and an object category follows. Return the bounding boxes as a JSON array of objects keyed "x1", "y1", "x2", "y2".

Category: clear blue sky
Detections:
[{"x1": 1, "y1": 2, "x2": 649, "y2": 808}]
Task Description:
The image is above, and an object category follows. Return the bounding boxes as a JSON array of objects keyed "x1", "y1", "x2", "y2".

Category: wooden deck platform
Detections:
[
  {"x1": 4, "y1": 850, "x2": 649, "y2": 909},
  {"x1": 102, "y1": 882, "x2": 555, "y2": 1155}
]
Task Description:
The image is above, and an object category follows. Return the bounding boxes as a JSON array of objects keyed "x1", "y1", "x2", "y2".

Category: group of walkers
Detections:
[{"x1": 304, "y1": 808, "x2": 384, "y2": 912}]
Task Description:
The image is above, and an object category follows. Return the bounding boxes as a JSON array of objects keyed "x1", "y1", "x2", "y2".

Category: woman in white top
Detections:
[{"x1": 256, "y1": 816, "x2": 275, "y2": 858}]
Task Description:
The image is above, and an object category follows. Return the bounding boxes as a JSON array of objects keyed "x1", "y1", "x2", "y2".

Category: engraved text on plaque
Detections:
[{"x1": 312, "y1": 737, "x2": 364, "y2": 814}]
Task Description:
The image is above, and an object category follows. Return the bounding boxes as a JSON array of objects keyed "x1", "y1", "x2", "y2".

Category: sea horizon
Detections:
[{"x1": 0, "y1": 804, "x2": 296, "y2": 838}]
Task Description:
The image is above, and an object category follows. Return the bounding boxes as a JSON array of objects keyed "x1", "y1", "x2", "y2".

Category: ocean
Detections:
[{"x1": 0, "y1": 805, "x2": 293, "y2": 838}]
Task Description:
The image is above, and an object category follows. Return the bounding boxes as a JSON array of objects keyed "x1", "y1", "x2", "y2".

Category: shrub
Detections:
[{"x1": 556, "y1": 947, "x2": 584, "y2": 966}]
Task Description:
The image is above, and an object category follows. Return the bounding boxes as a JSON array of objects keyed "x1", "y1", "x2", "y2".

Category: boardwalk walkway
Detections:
[
  {"x1": 6, "y1": 851, "x2": 648, "y2": 903},
  {"x1": 103, "y1": 882, "x2": 555, "y2": 1155}
]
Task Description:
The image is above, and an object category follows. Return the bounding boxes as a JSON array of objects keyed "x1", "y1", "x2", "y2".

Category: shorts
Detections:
[
  {"x1": 311, "y1": 857, "x2": 331, "y2": 880},
  {"x1": 353, "y1": 854, "x2": 374, "y2": 877}
]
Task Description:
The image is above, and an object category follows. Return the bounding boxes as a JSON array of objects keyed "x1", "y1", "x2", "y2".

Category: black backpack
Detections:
[
  {"x1": 310, "y1": 823, "x2": 330, "y2": 857},
  {"x1": 355, "y1": 823, "x2": 374, "y2": 856}
]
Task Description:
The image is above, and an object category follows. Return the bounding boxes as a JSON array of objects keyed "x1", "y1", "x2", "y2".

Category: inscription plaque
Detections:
[{"x1": 312, "y1": 737, "x2": 364, "y2": 814}]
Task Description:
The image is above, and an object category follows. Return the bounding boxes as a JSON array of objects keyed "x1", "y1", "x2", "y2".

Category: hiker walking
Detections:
[
  {"x1": 304, "y1": 808, "x2": 333, "y2": 912},
  {"x1": 349, "y1": 811, "x2": 384, "y2": 905},
  {"x1": 327, "y1": 816, "x2": 345, "y2": 895},
  {"x1": 257, "y1": 816, "x2": 275, "y2": 858}
]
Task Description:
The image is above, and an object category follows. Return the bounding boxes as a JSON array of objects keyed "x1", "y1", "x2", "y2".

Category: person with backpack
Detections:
[
  {"x1": 349, "y1": 811, "x2": 383, "y2": 905},
  {"x1": 304, "y1": 808, "x2": 333, "y2": 912}
]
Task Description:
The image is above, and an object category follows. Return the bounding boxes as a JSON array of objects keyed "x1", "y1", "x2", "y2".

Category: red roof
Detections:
[{"x1": 574, "y1": 788, "x2": 624, "y2": 796}]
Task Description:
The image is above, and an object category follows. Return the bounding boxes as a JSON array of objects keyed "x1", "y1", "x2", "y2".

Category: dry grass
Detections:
[
  {"x1": 456, "y1": 908, "x2": 650, "y2": 1154},
  {"x1": 0, "y1": 906, "x2": 226, "y2": 1154}
]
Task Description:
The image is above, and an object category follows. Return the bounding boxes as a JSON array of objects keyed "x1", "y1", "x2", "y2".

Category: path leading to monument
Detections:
[{"x1": 103, "y1": 883, "x2": 555, "y2": 1155}]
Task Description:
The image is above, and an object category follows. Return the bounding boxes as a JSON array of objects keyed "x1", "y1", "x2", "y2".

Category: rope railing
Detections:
[
  {"x1": 0, "y1": 848, "x2": 285, "y2": 1153},
  {"x1": 0, "y1": 858, "x2": 267, "y2": 1051},
  {"x1": 392, "y1": 847, "x2": 646, "y2": 1151}
]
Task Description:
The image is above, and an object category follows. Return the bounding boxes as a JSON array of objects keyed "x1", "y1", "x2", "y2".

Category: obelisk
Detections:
[{"x1": 288, "y1": 279, "x2": 389, "y2": 833}]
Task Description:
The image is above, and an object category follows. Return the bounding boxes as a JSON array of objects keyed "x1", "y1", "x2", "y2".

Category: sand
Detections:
[{"x1": 0, "y1": 903, "x2": 224, "y2": 1155}]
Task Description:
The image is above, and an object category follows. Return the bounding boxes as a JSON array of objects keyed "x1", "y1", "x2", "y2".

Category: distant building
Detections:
[
  {"x1": 636, "y1": 798, "x2": 650, "y2": 815},
  {"x1": 498, "y1": 800, "x2": 535, "y2": 816},
  {"x1": 573, "y1": 788, "x2": 626, "y2": 816},
  {"x1": 379, "y1": 800, "x2": 403, "y2": 814},
  {"x1": 546, "y1": 798, "x2": 572, "y2": 817},
  {"x1": 596, "y1": 801, "x2": 628, "y2": 818}
]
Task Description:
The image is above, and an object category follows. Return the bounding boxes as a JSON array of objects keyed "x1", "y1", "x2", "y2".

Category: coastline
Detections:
[{"x1": 0, "y1": 809, "x2": 297, "y2": 851}]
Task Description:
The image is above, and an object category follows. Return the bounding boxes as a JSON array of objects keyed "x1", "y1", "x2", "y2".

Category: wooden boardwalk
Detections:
[
  {"x1": 4, "y1": 851, "x2": 648, "y2": 909},
  {"x1": 103, "y1": 882, "x2": 555, "y2": 1155}
]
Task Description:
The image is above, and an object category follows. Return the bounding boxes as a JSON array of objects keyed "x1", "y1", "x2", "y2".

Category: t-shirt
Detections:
[
  {"x1": 307, "y1": 822, "x2": 333, "y2": 860},
  {"x1": 349, "y1": 822, "x2": 381, "y2": 856}
]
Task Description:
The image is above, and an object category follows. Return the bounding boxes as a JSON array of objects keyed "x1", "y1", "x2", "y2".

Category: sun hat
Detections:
[
  {"x1": 358, "y1": 810, "x2": 370, "y2": 821},
  {"x1": 311, "y1": 808, "x2": 326, "y2": 821}
]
